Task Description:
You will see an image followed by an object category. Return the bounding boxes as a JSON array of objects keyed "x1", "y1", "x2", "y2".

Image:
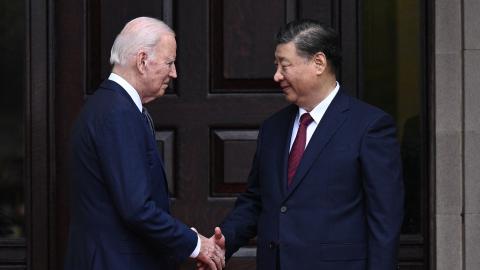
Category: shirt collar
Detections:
[
  {"x1": 298, "y1": 81, "x2": 340, "y2": 124},
  {"x1": 108, "y1": 73, "x2": 143, "y2": 112}
]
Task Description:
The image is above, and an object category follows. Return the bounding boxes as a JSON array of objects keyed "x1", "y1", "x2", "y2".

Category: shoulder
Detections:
[
  {"x1": 74, "y1": 84, "x2": 142, "y2": 135},
  {"x1": 339, "y1": 94, "x2": 398, "y2": 142},
  {"x1": 341, "y1": 92, "x2": 394, "y2": 125},
  {"x1": 85, "y1": 82, "x2": 139, "y2": 117},
  {"x1": 262, "y1": 104, "x2": 296, "y2": 126}
]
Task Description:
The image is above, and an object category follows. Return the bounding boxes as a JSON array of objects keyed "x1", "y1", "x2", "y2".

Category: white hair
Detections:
[{"x1": 110, "y1": 17, "x2": 174, "y2": 66}]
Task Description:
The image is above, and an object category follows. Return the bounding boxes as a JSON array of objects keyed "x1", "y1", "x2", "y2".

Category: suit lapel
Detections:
[{"x1": 284, "y1": 91, "x2": 350, "y2": 200}]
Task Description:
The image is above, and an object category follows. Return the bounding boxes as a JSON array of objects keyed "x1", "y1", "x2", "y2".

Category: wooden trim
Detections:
[
  {"x1": 426, "y1": 0, "x2": 436, "y2": 269},
  {"x1": 53, "y1": 0, "x2": 86, "y2": 267},
  {"x1": 85, "y1": 0, "x2": 101, "y2": 95},
  {"x1": 0, "y1": 239, "x2": 26, "y2": 266},
  {"x1": 339, "y1": 0, "x2": 360, "y2": 97},
  {"x1": 26, "y1": 0, "x2": 55, "y2": 268}
]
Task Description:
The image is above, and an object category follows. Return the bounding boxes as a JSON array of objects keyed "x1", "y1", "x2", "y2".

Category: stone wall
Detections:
[{"x1": 435, "y1": 0, "x2": 480, "y2": 269}]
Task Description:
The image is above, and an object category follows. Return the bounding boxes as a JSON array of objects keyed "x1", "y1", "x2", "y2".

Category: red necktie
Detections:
[{"x1": 288, "y1": 113, "x2": 314, "y2": 186}]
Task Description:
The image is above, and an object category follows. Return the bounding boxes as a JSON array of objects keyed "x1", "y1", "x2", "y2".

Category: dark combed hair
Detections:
[{"x1": 276, "y1": 19, "x2": 341, "y2": 72}]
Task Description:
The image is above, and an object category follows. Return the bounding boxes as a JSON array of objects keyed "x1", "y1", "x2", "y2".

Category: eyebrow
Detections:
[
  {"x1": 275, "y1": 55, "x2": 285, "y2": 61},
  {"x1": 276, "y1": 57, "x2": 291, "y2": 64}
]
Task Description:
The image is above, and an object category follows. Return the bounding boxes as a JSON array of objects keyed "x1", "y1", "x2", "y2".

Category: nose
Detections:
[
  {"x1": 170, "y1": 63, "x2": 177, "y2": 78},
  {"x1": 273, "y1": 67, "x2": 283, "y2": 82}
]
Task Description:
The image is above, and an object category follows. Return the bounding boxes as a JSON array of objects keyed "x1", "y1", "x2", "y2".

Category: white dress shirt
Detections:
[
  {"x1": 108, "y1": 73, "x2": 202, "y2": 258},
  {"x1": 108, "y1": 73, "x2": 143, "y2": 112},
  {"x1": 289, "y1": 82, "x2": 340, "y2": 151}
]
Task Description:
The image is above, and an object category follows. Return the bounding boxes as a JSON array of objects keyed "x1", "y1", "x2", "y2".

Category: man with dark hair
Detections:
[{"x1": 203, "y1": 19, "x2": 404, "y2": 270}]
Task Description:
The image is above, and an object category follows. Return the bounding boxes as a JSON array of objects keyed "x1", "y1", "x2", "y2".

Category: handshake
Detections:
[{"x1": 194, "y1": 227, "x2": 226, "y2": 270}]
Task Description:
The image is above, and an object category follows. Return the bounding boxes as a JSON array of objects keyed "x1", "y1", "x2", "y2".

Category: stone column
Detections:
[
  {"x1": 435, "y1": 0, "x2": 463, "y2": 269},
  {"x1": 464, "y1": 0, "x2": 480, "y2": 269}
]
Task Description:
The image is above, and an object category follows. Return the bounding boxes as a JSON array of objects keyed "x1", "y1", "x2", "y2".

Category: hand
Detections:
[
  {"x1": 196, "y1": 232, "x2": 224, "y2": 270},
  {"x1": 197, "y1": 227, "x2": 225, "y2": 270}
]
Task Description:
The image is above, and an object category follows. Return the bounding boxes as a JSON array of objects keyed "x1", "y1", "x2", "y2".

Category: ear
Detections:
[
  {"x1": 136, "y1": 51, "x2": 148, "y2": 75},
  {"x1": 312, "y1": 52, "x2": 327, "y2": 75}
]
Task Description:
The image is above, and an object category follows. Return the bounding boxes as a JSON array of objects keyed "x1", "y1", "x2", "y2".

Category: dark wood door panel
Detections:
[
  {"x1": 210, "y1": 0, "x2": 284, "y2": 92},
  {"x1": 85, "y1": 0, "x2": 174, "y2": 94},
  {"x1": 209, "y1": 0, "x2": 341, "y2": 93},
  {"x1": 173, "y1": 1, "x2": 349, "y2": 269}
]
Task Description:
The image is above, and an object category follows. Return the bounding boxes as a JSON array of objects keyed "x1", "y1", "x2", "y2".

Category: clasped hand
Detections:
[{"x1": 195, "y1": 227, "x2": 226, "y2": 270}]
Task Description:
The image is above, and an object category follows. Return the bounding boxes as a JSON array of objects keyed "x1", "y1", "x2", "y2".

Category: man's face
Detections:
[
  {"x1": 143, "y1": 34, "x2": 177, "y2": 101},
  {"x1": 273, "y1": 42, "x2": 318, "y2": 107}
]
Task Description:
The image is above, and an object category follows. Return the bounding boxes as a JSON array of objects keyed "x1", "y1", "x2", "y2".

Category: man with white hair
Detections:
[{"x1": 64, "y1": 17, "x2": 224, "y2": 270}]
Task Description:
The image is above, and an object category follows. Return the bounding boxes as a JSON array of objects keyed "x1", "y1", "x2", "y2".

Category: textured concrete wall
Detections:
[
  {"x1": 435, "y1": 0, "x2": 480, "y2": 269},
  {"x1": 464, "y1": 0, "x2": 480, "y2": 268},
  {"x1": 435, "y1": 0, "x2": 463, "y2": 269}
]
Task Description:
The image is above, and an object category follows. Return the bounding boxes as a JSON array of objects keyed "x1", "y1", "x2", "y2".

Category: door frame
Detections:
[{"x1": 18, "y1": 0, "x2": 438, "y2": 269}]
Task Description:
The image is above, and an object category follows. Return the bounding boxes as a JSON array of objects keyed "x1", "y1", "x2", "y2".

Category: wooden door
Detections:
[
  {"x1": 53, "y1": 0, "x2": 414, "y2": 269},
  {"x1": 168, "y1": 1, "x2": 359, "y2": 268}
]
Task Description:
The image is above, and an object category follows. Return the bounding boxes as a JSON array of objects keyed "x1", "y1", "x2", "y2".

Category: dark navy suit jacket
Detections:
[
  {"x1": 221, "y1": 90, "x2": 404, "y2": 270},
  {"x1": 64, "y1": 80, "x2": 196, "y2": 270}
]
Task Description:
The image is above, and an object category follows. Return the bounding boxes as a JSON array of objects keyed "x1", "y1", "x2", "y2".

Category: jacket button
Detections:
[
  {"x1": 280, "y1": 206, "x2": 287, "y2": 213},
  {"x1": 268, "y1": 242, "x2": 277, "y2": 249}
]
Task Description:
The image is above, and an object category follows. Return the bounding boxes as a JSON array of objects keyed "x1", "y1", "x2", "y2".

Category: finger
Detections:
[
  {"x1": 214, "y1": 227, "x2": 225, "y2": 250},
  {"x1": 216, "y1": 255, "x2": 225, "y2": 269},
  {"x1": 207, "y1": 257, "x2": 217, "y2": 270},
  {"x1": 217, "y1": 251, "x2": 225, "y2": 268},
  {"x1": 212, "y1": 255, "x2": 222, "y2": 270},
  {"x1": 214, "y1": 227, "x2": 222, "y2": 240},
  {"x1": 212, "y1": 242, "x2": 225, "y2": 268}
]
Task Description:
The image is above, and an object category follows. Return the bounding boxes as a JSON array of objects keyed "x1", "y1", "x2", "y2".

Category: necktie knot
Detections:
[{"x1": 299, "y1": 113, "x2": 313, "y2": 127}]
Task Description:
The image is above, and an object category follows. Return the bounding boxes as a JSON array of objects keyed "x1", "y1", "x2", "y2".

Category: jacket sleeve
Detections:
[
  {"x1": 360, "y1": 113, "x2": 404, "y2": 270},
  {"x1": 220, "y1": 126, "x2": 264, "y2": 259},
  {"x1": 96, "y1": 108, "x2": 197, "y2": 262}
]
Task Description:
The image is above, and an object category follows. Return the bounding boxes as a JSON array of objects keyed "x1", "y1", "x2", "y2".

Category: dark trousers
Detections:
[{"x1": 276, "y1": 249, "x2": 281, "y2": 270}]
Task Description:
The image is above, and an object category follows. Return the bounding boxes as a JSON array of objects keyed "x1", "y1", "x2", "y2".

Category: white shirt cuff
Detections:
[{"x1": 190, "y1": 233, "x2": 201, "y2": 258}]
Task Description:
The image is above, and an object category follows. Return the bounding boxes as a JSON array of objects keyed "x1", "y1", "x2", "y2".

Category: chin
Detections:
[
  {"x1": 156, "y1": 88, "x2": 167, "y2": 96},
  {"x1": 284, "y1": 93, "x2": 297, "y2": 104}
]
